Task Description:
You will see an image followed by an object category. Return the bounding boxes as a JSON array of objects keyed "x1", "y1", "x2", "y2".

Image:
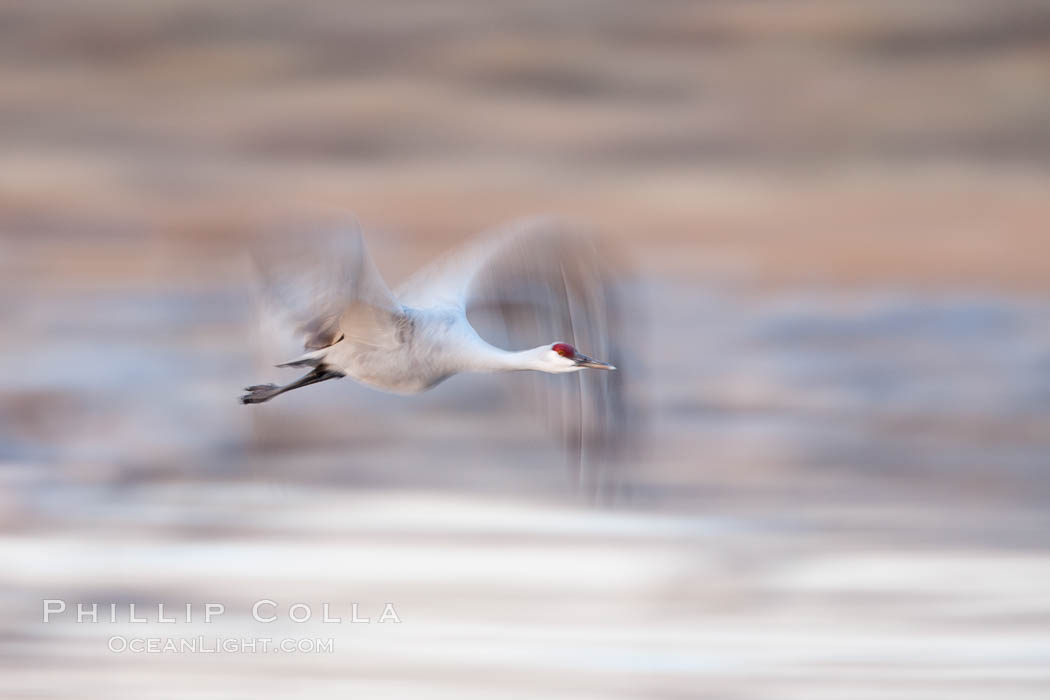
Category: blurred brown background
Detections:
[{"x1": 1, "y1": 1, "x2": 1049, "y2": 698}]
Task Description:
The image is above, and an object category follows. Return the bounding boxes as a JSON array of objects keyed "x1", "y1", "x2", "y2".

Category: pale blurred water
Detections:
[{"x1": 2, "y1": 268, "x2": 1049, "y2": 698}]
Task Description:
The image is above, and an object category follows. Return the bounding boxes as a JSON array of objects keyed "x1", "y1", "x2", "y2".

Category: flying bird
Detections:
[
  {"x1": 242, "y1": 217, "x2": 618, "y2": 404},
  {"x1": 241, "y1": 216, "x2": 631, "y2": 488}
]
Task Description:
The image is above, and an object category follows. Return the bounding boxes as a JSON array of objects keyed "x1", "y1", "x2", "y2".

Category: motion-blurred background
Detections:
[{"x1": 2, "y1": 1, "x2": 1049, "y2": 698}]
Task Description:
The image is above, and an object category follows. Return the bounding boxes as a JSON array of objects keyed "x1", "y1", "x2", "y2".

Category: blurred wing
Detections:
[
  {"x1": 255, "y1": 227, "x2": 404, "y2": 351},
  {"x1": 399, "y1": 217, "x2": 632, "y2": 488},
  {"x1": 395, "y1": 220, "x2": 519, "y2": 311}
]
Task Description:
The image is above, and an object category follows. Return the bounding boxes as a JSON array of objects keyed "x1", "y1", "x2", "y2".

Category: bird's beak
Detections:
[{"x1": 574, "y1": 352, "x2": 616, "y2": 370}]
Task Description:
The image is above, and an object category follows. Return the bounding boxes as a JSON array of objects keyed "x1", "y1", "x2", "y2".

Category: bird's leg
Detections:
[{"x1": 240, "y1": 367, "x2": 343, "y2": 404}]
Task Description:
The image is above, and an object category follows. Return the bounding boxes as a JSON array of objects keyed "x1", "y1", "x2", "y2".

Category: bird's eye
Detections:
[{"x1": 552, "y1": 343, "x2": 576, "y2": 358}]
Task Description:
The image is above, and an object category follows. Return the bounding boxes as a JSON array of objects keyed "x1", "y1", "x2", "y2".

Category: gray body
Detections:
[
  {"x1": 322, "y1": 307, "x2": 504, "y2": 394},
  {"x1": 240, "y1": 217, "x2": 615, "y2": 406}
]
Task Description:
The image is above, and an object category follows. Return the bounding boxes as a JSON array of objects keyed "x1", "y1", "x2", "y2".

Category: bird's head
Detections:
[{"x1": 539, "y1": 342, "x2": 616, "y2": 373}]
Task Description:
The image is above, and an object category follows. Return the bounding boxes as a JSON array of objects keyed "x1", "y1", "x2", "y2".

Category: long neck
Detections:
[
  {"x1": 460, "y1": 341, "x2": 547, "y2": 373},
  {"x1": 434, "y1": 312, "x2": 548, "y2": 373}
]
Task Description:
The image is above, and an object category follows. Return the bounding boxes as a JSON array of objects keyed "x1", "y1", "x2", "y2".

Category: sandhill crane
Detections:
[
  {"x1": 242, "y1": 217, "x2": 618, "y2": 401},
  {"x1": 240, "y1": 216, "x2": 629, "y2": 480}
]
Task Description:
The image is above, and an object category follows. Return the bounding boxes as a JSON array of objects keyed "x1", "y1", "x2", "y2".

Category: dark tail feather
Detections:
[
  {"x1": 239, "y1": 367, "x2": 344, "y2": 404},
  {"x1": 275, "y1": 358, "x2": 319, "y2": 369},
  {"x1": 240, "y1": 384, "x2": 283, "y2": 404}
]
